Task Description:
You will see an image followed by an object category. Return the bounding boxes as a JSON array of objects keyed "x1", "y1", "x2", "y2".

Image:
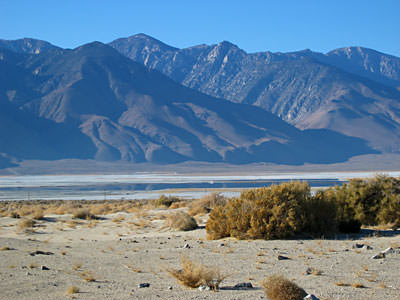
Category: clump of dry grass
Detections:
[
  {"x1": 261, "y1": 275, "x2": 307, "y2": 300},
  {"x1": 189, "y1": 192, "x2": 226, "y2": 216},
  {"x1": 166, "y1": 255, "x2": 226, "y2": 290},
  {"x1": 66, "y1": 286, "x2": 79, "y2": 294},
  {"x1": 165, "y1": 212, "x2": 198, "y2": 231},
  {"x1": 335, "y1": 281, "x2": 350, "y2": 287},
  {"x1": 80, "y1": 270, "x2": 96, "y2": 282},
  {"x1": 32, "y1": 208, "x2": 45, "y2": 220},
  {"x1": 72, "y1": 208, "x2": 96, "y2": 220},
  {"x1": 17, "y1": 218, "x2": 36, "y2": 232}
]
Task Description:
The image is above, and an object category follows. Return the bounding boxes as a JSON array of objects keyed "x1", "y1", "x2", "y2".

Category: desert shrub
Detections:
[
  {"x1": 189, "y1": 193, "x2": 227, "y2": 216},
  {"x1": 261, "y1": 275, "x2": 307, "y2": 300},
  {"x1": 17, "y1": 218, "x2": 36, "y2": 231},
  {"x1": 166, "y1": 212, "x2": 198, "y2": 231},
  {"x1": 302, "y1": 191, "x2": 338, "y2": 237},
  {"x1": 154, "y1": 195, "x2": 181, "y2": 207},
  {"x1": 72, "y1": 208, "x2": 96, "y2": 220},
  {"x1": 207, "y1": 182, "x2": 310, "y2": 240},
  {"x1": 167, "y1": 255, "x2": 226, "y2": 290},
  {"x1": 32, "y1": 208, "x2": 45, "y2": 220},
  {"x1": 66, "y1": 286, "x2": 79, "y2": 294},
  {"x1": 324, "y1": 175, "x2": 400, "y2": 230}
]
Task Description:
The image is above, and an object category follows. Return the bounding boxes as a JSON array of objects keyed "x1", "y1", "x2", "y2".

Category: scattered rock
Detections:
[
  {"x1": 41, "y1": 266, "x2": 49, "y2": 270},
  {"x1": 371, "y1": 253, "x2": 385, "y2": 259},
  {"x1": 234, "y1": 282, "x2": 253, "y2": 289},
  {"x1": 183, "y1": 243, "x2": 191, "y2": 249},
  {"x1": 353, "y1": 243, "x2": 372, "y2": 250},
  {"x1": 26, "y1": 272, "x2": 31, "y2": 276},
  {"x1": 277, "y1": 255, "x2": 290, "y2": 260},
  {"x1": 219, "y1": 243, "x2": 225, "y2": 247},
  {"x1": 138, "y1": 283, "x2": 150, "y2": 288},
  {"x1": 29, "y1": 251, "x2": 54, "y2": 256},
  {"x1": 198, "y1": 285, "x2": 210, "y2": 291},
  {"x1": 168, "y1": 286, "x2": 173, "y2": 290},
  {"x1": 304, "y1": 294, "x2": 320, "y2": 300}
]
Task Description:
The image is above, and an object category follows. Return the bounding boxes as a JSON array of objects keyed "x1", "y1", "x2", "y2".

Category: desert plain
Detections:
[{"x1": 0, "y1": 200, "x2": 399, "y2": 300}]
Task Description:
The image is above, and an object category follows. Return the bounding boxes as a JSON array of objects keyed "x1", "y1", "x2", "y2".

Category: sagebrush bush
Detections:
[
  {"x1": 167, "y1": 255, "x2": 226, "y2": 290},
  {"x1": 72, "y1": 208, "x2": 96, "y2": 220},
  {"x1": 154, "y1": 195, "x2": 181, "y2": 207},
  {"x1": 262, "y1": 275, "x2": 307, "y2": 300},
  {"x1": 189, "y1": 192, "x2": 226, "y2": 216},
  {"x1": 166, "y1": 212, "x2": 198, "y2": 231},
  {"x1": 207, "y1": 181, "x2": 310, "y2": 240}
]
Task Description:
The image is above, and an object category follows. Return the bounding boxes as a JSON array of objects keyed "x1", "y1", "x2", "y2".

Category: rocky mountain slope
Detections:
[
  {"x1": 109, "y1": 34, "x2": 400, "y2": 152},
  {"x1": 0, "y1": 41, "x2": 375, "y2": 166}
]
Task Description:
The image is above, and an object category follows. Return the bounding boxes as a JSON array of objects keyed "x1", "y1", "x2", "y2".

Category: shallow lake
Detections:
[{"x1": 1, "y1": 171, "x2": 399, "y2": 201}]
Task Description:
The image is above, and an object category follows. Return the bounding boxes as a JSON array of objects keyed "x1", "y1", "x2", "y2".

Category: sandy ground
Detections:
[{"x1": 0, "y1": 207, "x2": 399, "y2": 300}]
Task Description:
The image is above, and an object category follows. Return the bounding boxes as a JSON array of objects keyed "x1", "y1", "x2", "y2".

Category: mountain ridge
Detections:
[{"x1": 0, "y1": 41, "x2": 376, "y2": 167}]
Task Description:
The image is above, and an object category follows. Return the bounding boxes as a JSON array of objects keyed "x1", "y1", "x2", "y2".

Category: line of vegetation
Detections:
[{"x1": 206, "y1": 175, "x2": 400, "y2": 240}]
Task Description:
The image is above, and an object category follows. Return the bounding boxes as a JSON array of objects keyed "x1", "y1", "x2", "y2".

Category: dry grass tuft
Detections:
[
  {"x1": 66, "y1": 286, "x2": 79, "y2": 294},
  {"x1": 335, "y1": 281, "x2": 350, "y2": 287},
  {"x1": 165, "y1": 212, "x2": 198, "y2": 231},
  {"x1": 17, "y1": 218, "x2": 36, "y2": 232},
  {"x1": 72, "y1": 209, "x2": 96, "y2": 220},
  {"x1": 166, "y1": 255, "x2": 226, "y2": 290},
  {"x1": 80, "y1": 270, "x2": 96, "y2": 282},
  {"x1": 189, "y1": 192, "x2": 226, "y2": 216},
  {"x1": 32, "y1": 208, "x2": 45, "y2": 220},
  {"x1": 261, "y1": 275, "x2": 307, "y2": 300}
]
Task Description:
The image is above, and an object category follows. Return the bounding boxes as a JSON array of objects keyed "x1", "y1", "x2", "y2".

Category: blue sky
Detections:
[{"x1": 1, "y1": 0, "x2": 399, "y2": 56}]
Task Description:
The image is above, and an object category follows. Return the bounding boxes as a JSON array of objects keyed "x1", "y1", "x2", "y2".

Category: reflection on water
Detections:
[{"x1": 0, "y1": 171, "x2": 399, "y2": 201}]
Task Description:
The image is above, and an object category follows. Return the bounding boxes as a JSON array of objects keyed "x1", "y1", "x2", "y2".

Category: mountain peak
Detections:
[{"x1": 0, "y1": 37, "x2": 59, "y2": 54}]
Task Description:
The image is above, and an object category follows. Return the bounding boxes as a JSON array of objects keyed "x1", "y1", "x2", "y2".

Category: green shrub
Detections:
[
  {"x1": 207, "y1": 181, "x2": 310, "y2": 240},
  {"x1": 154, "y1": 195, "x2": 181, "y2": 207},
  {"x1": 302, "y1": 191, "x2": 338, "y2": 237}
]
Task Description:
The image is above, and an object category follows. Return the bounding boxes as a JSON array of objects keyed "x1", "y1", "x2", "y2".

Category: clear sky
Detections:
[{"x1": 1, "y1": 0, "x2": 399, "y2": 57}]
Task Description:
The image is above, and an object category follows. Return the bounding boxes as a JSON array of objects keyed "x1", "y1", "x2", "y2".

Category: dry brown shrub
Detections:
[
  {"x1": 66, "y1": 286, "x2": 79, "y2": 294},
  {"x1": 32, "y1": 208, "x2": 45, "y2": 220},
  {"x1": 72, "y1": 208, "x2": 96, "y2": 220},
  {"x1": 80, "y1": 270, "x2": 96, "y2": 282},
  {"x1": 166, "y1": 255, "x2": 226, "y2": 290},
  {"x1": 165, "y1": 212, "x2": 198, "y2": 231},
  {"x1": 261, "y1": 275, "x2": 307, "y2": 300},
  {"x1": 169, "y1": 201, "x2": 188, "y2": 209},
  {"x1": 189, "y1": 193, "x2": 226, "y2": 216},
  {"x1": 17, "y1": 218, "x2": 36, "y2": 231}
]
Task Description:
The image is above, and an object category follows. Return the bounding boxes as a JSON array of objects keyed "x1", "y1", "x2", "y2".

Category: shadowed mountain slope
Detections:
[
  {"x1": 110, "y1": 34, "x2": 400, "y2": 152},
  {"x1": 0, "y1": 42, "x2": 376, "y2": 165}
]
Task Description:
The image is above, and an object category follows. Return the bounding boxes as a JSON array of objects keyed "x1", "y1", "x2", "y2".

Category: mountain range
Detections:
[{"x1": 1, "y1": 34, "x2": 399, "y2": 168}]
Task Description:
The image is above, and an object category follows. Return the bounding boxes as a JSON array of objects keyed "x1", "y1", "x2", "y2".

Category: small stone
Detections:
[
  {"x1": 198, "y1": 285, "x2": 210, "y2": 291},
  {"x1": 219, "y1": 243, "x2": 225, "y2": 247},
  {"x1": 371, "y1": 253, "x2": 385, "y2": 259},
  {"x1": 168, "y1": 286, "x2": 173, "y2": 290},
  {"x1": 26, "y1": 272, "x2": 31, "y2": 276},
  {"x1": 234, "y1": 282, "x2": 253, "y2": 289},
  {"x1": 41, "y1": 266, "x2": 50, "y2": 270},
  {"x1": 183, "y1": 243, "x2": 191, "y2": 249},
  {"x1": 362, "y1": 245, "x2": 373, "y2": 250},
  {"x1": 352, "y1": 243, "x2": 364, "y2": 249},
  {"x1": 277, "y1": 255, "x2": 290, "y2": 260},
  {"x1": 138, "y1": 283, "x2": 150, "y2": 288},
  {"x1": 304, "y1": 294, "x2": 320, "y2": 300}
]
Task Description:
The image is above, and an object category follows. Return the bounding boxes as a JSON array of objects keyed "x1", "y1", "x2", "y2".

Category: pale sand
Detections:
[{"x1": 0, "y1": 208, "x2": 399, "y2": 300}]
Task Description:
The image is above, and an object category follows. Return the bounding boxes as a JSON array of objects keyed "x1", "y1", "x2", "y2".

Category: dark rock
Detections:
[
  {"x1": 138, "y1": 283, "x2": 150, "y2": 288},
  {"x1": 41, "y1": 266, "x2": 49, "y2": 270},
  {"x1": 29, "y1": 251, "x2": 54, "y2": 256},
  {"x1": 277, "y1": 255, "x2": 290, "y2": 260},
  {"x1": 234, "y1": 282, "x2": 253, "y2": 289}
]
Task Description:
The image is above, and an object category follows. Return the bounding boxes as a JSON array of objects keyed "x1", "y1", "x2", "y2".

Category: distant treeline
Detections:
[{"x1": 206, "y1": 175, "x2": 400, "y2": 240}]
